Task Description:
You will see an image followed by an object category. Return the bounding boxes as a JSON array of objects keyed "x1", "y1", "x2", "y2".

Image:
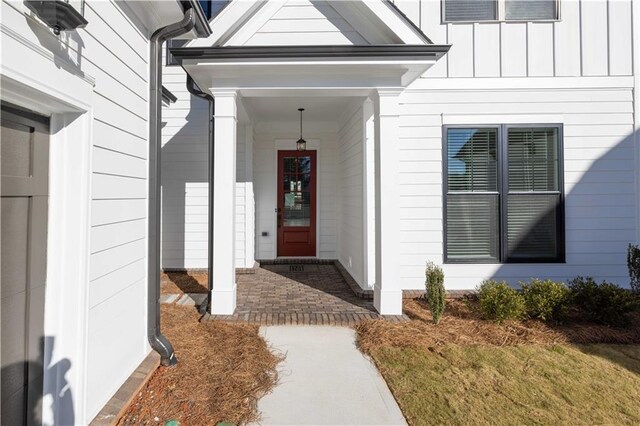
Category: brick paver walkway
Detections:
[{"x1": 201, "y1": 263, "x2": 408, "y2": 326}]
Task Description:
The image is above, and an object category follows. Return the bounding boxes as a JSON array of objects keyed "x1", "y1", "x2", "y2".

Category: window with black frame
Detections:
[
  {"x1": 444, "y1": 125, "x2": 564, "y2": 263},
  {"x1": 443, "y1": 0, "x2": 558, "y2": 22}
]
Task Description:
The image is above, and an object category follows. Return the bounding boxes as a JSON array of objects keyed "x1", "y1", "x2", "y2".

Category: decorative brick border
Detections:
[
  {"x1": 202, "y1": 312, "x2": 408, "y2": 326},
  {"x1": 334, "y1": 261, "x2": 374, "y2": 299},
  {"x1": 403, "y1": 289, "x2": 478, "y2": 299},
  {"x1": 89, "y1": 352, "x2": 160, "y2": 426},
  {"x1": 163, "y1": 262, "x2": 260, "y2": 275}
]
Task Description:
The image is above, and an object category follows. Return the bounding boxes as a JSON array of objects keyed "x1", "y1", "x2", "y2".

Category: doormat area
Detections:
[{"x1": 266, "y1": 264, "x2": 320, "y2": 273}]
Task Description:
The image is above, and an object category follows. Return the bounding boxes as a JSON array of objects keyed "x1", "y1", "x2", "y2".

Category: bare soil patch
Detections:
[
  {"x1": 161, "y1": 271, "x2": 208, "y2": 295},
  {"x1": 118, "y1": 304, "x2": 283, "y2": 425},
  {"x1": 356, "y1": 298, "x2": 640, "y2": 353}
]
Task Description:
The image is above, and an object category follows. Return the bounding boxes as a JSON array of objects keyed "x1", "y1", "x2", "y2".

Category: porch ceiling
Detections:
[{"x1": 244, "y1": 96, "x2": 361, "y2": 123}]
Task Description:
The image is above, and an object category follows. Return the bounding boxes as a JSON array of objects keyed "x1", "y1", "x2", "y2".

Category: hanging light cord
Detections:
[{"x1": 299, "y1": 108, "x2": 304, "y2": 139}]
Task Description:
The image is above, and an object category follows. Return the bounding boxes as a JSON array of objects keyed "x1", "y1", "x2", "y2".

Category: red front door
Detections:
[{"x1": 277, "y1": 150, "x2": 317, "y2": 257}]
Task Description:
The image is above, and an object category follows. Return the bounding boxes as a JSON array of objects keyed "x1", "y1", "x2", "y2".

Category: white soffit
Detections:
[
  {"x1": 187, "y1": 0, "x2": 430, "y2": 48},
  {"x1": 116, "y1": 0, "x2": 190, "y2": 37}
]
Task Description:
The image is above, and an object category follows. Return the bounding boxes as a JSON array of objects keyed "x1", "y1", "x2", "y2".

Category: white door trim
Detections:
[{"x1": 1, "y1": 73, "x2": 94, "y2": 424}]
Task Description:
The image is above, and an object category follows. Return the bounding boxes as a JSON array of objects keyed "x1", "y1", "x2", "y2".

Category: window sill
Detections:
[
  {"x1": 444, "y1": 260, "x2": 567, "y2": 265},
  {"x1": 442, "y1": 19, "x2": 561, "y2": 24}
]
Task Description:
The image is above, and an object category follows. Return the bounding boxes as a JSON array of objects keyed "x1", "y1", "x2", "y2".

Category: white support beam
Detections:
[
  {"x1": 210, "y1": 90, "x2": 238, "y2": 315},
  {"x1": 372, "y1": 88, "x2": 403, "y2": 315}
]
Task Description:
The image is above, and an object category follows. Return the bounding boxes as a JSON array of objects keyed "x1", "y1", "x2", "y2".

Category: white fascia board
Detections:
[
  {"x1": 360, "y1": 1, "x2": 427, "y2": 45},
  {"x1": 329, "y1": 1, "x2": 401, "y2": 44},
  {"x1": 185, "y1": 0, "x2": 427, "y2": 47},
  {"x1": 187, "y1": 0, "x2": 266, "y2": 47},
  {"x1": 183, "y1": 57, "x2": 437, "y2": 91},
  {"x1": 224, "y1": 1, "x2": 285, "y2": 46}
]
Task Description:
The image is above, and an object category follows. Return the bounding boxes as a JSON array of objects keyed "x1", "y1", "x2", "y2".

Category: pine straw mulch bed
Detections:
[
  {"x1": 118, "y1": 304, "x2": 284, "y2": 426},
  {"x1": 356, "y1": 298, "x2": 640, "y2": 354},
  {"x1": 161, "y1": 271, "x2": 208, "y2": 295}
]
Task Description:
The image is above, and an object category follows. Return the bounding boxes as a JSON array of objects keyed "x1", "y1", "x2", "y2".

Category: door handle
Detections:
[{"x1": 278, "y1": 214, "x2": 282, "y2": 228}]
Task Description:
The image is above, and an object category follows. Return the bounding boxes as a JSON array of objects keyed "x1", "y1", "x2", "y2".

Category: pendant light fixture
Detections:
[{"x1": 296, "y1": 108, "x2": 307, "y2": 151}]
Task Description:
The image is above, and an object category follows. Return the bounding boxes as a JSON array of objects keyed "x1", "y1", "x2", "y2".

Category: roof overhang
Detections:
[
  {"x1": 171, "y1": 45, "x2": 451, "y2": 94},
  {"x1": 116, "y1": 0, "x2": 211, "y2": 38}
]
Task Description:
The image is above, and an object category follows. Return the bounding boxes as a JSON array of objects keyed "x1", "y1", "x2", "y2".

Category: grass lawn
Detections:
[
  {"x1": 357, "y1": 299, "x2": 640, "y2": 425},
  {"x1": 369, "y1": 344, "x2": 640, "y2": 426}
]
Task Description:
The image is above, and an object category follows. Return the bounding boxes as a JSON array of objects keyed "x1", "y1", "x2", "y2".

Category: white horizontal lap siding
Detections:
[
  {"x1": 161, "y1": 60, "x2": 208, "y2": 270},
  {"x1": 235, "y1": 126, "x2": 248, "y2": 268},
  {"x1": 79, "y1": 0, "x2": 150, "y2": 420},
  {"x1": 337, "y1": 106, "x2": 365, "y2": 286},
  {"x1": 398, "y1": 85, "x2": 635, "y2": 290},
  {"x1": 243, "y1": 0, "x2": 369, "y2": 46},
  {"x1": 161, "y1": 65, "x2": 249, "y2": 270},
  {"x1": 254, "y1": 131, "x2": 338, "y2": 260},
  {"x1": 409, "y1": 0, "x2": 633, "y2": 78}
]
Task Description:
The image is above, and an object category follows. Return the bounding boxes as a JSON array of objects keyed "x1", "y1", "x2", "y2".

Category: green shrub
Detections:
[
  {"x1": 477, "y1": 280, "x2": 525, "y2": 323},
  {"x1": 521, "y1": 279, "x2": 570, "y2": 322},
  {"x1": 568, "y1": 276, "x2": 638, "y2": 327},
  {"x1": 425, "y1": 262, "x2": 446, "y2": 324},
  {"x1": 627, "y1": 244, "x2": 640, "y2": 293}
]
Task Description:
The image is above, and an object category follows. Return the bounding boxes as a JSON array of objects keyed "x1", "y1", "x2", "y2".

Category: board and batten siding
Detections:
[
  {"x1": 387, "y1": 0, "x2": 637, "y2": 289},
  {"x1": 397, "y1": 81, "x2": 636, "y2": 289},
  {"x1": 337, "y1": 104, "x2": 366, "y2": 287},
  {"x1": 392, "y1": 0, "x2": 633, "y2": 78},
  {"x1": 161, "y1": 63, "x2": 253, "y2": 269}
]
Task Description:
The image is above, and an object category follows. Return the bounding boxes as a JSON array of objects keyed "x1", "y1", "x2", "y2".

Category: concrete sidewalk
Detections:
[{"x1": 254, "y1": 326, "x2": 406, "y2": 426}]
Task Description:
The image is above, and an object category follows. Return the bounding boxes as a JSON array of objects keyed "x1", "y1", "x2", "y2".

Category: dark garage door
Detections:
[{"x1": 1, "y1": 103, "x2": 49, "y2": 425}]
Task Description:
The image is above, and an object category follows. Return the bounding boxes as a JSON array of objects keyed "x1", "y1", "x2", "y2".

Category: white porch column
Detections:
[
  {"x1": 244, "y1": 124, "x2": 256, "y2": 267},
  {"x1": 372, "y1": 89, "x2": 403, "y2": 315},
  {"x1": 210, "y1": 90, "x2": 238, "y2": 314},
  {"x1": 362, "y1": 99, "x2": 376, "y2": 289}
]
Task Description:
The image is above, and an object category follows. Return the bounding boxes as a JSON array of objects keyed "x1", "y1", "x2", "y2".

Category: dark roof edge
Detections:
[
  {"x1": 180, "y1": 0, "x2": 212, "y2": 37},
  {"x1": 171, "y1": 44, "x2": 451, "y2": 61},
  {"x1": 384, "y1": 0, "x2": 434, "y2": 44},
  {"x1": 162, "y1": 85, "x2": 178, "y2": 104}
]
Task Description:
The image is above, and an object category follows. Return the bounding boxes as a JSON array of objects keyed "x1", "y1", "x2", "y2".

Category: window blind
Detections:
[
  {"x1": 445, "y1": 128, "x2": 500, "y2": 262},
  {"x1": 446, "y1": 195, "x2": 500, "y2": 261},
  {"x1": 506, "y1": 127, "x2": 562, "y2": 261},
  {"x1": 444, "y1": 125, "x2": 563, "y2": 263},
  {"x1": 507, "y1": 128, "x2": 559, "y2": 192},
  {"x1": 505, "y1": 0, "x2": 557, "y2": 20},
  {"x1": 447, "y1": 128, "x2": 498, "y2": 192},
  {"x1": 507, "y1": 194, "x2": 560, "y2": 259},
  {"x1": 444, "y1": 0, "x2": 497, "y2": 21}
]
